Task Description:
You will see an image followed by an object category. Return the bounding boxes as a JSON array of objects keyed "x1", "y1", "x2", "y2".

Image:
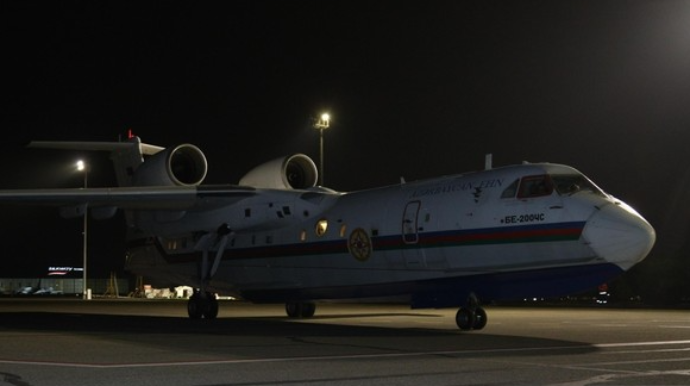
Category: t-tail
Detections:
[{"x1": 29, "y1": 135, "x2": 208, "y2": 188}]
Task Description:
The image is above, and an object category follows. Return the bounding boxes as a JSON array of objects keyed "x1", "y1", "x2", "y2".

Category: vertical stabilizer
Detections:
[
  {"x1": 109, "y1": 136, "x2": 165, "y2": 187},
  {"x1": 28, "y1": 136, "x2": 165, "y2": 187}
]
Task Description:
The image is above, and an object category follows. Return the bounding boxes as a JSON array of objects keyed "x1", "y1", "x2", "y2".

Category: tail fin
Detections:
[{"x1": 28, "y1": 136, "x2": 165, "y2": 187}]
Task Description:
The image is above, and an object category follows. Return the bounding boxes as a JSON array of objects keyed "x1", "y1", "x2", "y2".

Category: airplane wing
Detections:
[
  {"x1": 0, "y1": 185, "x2": 257, "y2": 211},
  {"x1": 3, "y1": 138, "x2": 323, "y2": 225}
]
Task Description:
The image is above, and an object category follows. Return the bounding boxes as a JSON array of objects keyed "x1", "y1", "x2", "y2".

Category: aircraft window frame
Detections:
[
  {"x1": 501, "y1": 179, "x2": 519, "y2": 199},
  {"x1": 551, "y1": 174, "x2": 607, "y2": 197},
  {"x1": 517, "y1": 175, "x2": 554, "y2": 199}
]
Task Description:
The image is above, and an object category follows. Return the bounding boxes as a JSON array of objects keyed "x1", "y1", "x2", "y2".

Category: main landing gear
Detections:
[
  {"x1": 285, "y1": 302, "x2": 316, "y2": 318},
  {"x1": 455, "y1": 293, "x2": 488, "y2": 331},
  {"x1": 187, "y1": 224, "x2": 232, "y2": 320},
  {"x1": 188, "y1": 290, "x2": 219, "y2": 319}
]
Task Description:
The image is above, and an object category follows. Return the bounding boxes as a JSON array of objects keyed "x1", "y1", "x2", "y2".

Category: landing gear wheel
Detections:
[
  {"x1": 187, "y1": 291, "x2": 219, "y2": 319},
  {"x1": 188, "y1": 294, "x2": 204, "y2": 319},
  {"x1": 285, "y1": 302, "x2": 316, "y2": 318},
  {"x1": 455, "y1": 308, "x2": 475, "y2": 330},
  {"x1": 300, "y1": 302, "x2": 316, "y2": 317},
  {"x1": 205, "y1": 295, "x2": 219, "y2": 319},
  {"x1": 473, "y1": 307, "x2": 487, "y2": 330},
  {"x1": 286, "y1": 302, "x2": 302, "y2": 318},
  {"x1": 455, "y1": 307, "x2": 487, "y2": 330}
]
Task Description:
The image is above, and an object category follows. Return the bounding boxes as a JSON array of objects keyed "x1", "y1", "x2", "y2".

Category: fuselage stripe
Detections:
[{"x1": 153, "y1": 221, "x2": 586, "y2": 264}]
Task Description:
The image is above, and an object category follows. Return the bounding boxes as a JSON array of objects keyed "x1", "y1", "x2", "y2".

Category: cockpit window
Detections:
[
  {"x1": 517, "y1": 175, "x2": 553, "y2": 198},
  {"x1": 551, "y1": 174, "x2": 606, "y2": 197}
]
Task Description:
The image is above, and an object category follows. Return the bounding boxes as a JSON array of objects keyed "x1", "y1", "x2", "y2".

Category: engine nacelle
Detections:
[
  {"x1": 239, "y1": 154, "x2": 318, "y2": 189},
  {"x1": 132, "y1": 144, "x2": 208, "y2": 186}
]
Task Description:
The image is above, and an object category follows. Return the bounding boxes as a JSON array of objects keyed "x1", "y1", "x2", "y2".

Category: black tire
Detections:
[
  {"x1": 285, "y1": 302, "x2": 302, "y2": 318},
  {"x1": 473, "y1": 307, "x2": 488, "y2": 330},
  {"x1": 455, "y1": 308, "x2": 475, "y2": 330},
  {"x1": 204, "y1": 294, "x2": 219, "y2": 319},
  {"x1": 300, "y1": 302, "x2": 316, "y2": 318},
  {"x1": 187, "y1": 294, "x2": 203, "y2": 319}
]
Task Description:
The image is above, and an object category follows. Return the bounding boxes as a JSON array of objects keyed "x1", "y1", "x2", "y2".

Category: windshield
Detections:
[
  {"x1": 551, "y1": 174, "x2": 607, "y2": 197},
  {"x1": 517, "y1": 175, "x2": 553, "y2": 198}
]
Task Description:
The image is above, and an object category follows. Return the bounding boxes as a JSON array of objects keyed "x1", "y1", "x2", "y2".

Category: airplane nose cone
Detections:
[{"x1": 582, "y1": 202, "x2": 656, "y2": 270}]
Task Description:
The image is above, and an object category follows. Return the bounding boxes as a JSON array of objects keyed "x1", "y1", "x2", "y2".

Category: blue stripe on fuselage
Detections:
[{"x1": 156, "y1": 221, "x2": 586, "y2": 263}]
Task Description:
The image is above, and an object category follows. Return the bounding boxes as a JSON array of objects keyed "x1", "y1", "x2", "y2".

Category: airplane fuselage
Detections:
[{"x1": 125, "y1": 162, "x2": 654, "y2": 309}]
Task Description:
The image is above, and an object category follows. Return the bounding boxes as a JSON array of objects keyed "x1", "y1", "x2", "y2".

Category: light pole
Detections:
[
  {"x1": 76, "y1": 160, "x2": 89, "y2": 300},
  {"x1": 313, "y1": 113, "x2": 330, "y2": 186}
]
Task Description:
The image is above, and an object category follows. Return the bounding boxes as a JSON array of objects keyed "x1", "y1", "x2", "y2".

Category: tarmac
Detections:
[{"x1": 1, "y1": 298, "x2": 690, "y2": 385}]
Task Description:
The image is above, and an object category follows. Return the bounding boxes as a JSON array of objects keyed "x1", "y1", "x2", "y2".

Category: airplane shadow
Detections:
[
  {"x1": 304, "y1": 311, "x2": 445, "y2": 320},
  {"x1": 0, "y1": 309, "x2": 598, "y2": 362}
]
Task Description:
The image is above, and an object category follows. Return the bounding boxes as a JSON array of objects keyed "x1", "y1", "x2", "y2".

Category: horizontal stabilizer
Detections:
[{"x1": 28, "y1": 140, "x2": 165, "y2": 155}]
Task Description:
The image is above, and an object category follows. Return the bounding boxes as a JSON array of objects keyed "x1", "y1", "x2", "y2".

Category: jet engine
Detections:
[
  {"x1": 132, "y1": 144, "x2": 208, "y2": 186},
  {"x1": 239, "y1": 154, "x2": 318, "y2": 189}
]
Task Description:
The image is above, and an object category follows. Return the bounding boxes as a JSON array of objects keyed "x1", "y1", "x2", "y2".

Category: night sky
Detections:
[{"x1": 1, "y1": 1, "x2": 689, "y2": 301}]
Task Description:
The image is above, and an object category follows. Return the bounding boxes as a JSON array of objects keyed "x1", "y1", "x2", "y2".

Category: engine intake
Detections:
[
  {"x1": 132, "y1": 144, "x2": 208, "y2": 186},
  {"x1": 239, "y1": 154, "x2": 318, "y2": 189}
]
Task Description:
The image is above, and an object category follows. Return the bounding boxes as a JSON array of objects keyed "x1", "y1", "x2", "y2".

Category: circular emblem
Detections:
[{"x1": 348, "y1": 228, "x2": 372, "y2": 262}]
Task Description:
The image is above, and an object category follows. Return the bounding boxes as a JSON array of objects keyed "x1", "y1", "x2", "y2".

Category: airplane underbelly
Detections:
[
  {"x1": 397, "y1": 245, "x2": 448, "y2": 270},
  {"x1": 219, "y1": 239, "x2": 596, "y2": 299},
  {"x1": 443, "y1": 241, "x2": 597, "y2": 272}
]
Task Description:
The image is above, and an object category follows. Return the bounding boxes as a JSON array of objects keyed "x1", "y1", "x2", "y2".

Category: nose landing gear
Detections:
[
  {"x1": 455, "y1": 306, "x2": 487, "y2": 330},
  {"x1": 285, "y1": 302, "x2": 316, "y2": 318},
  {"x1": 455, "y1": 293, "x2": 488, "y2": 331}
]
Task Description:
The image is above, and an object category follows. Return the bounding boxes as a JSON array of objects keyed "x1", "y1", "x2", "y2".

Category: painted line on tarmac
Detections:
[
  {"x1": 2, "y1": 339, "x2": 690, "y2": 369},
  {"x1": 593, "y1": 339, "x2": 690, "y2": 348}
]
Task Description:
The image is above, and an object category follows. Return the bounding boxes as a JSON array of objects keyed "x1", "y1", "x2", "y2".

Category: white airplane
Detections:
[{"x1": 0, "y1": 136, "x2": 656, "y2": 330}]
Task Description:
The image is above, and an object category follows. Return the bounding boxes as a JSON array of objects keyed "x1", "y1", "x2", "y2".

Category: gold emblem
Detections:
[{"x1": 348, "y1": 228, "x2": 372, "y2": 262}]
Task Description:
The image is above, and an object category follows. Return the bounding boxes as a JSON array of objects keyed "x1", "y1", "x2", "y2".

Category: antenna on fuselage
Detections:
[{"x1": 484, "y1": 153, "x2": 493, "y2": 170}]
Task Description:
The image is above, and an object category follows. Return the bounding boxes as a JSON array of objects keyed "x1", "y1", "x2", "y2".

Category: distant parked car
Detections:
[
  {"x1": 33, "y1": 287, "x2": 64, "y2": 296},
  {"x1": 14, "y1": 286, "x2": 37, "y2": 295}
]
